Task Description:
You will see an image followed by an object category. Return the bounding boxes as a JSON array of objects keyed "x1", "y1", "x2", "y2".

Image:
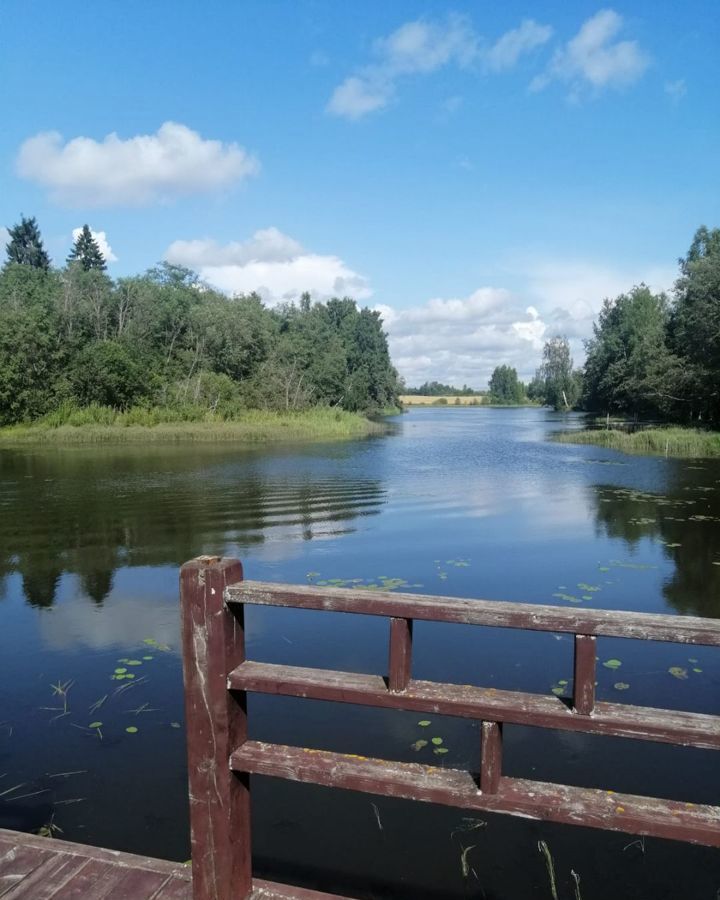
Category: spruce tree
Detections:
[
  {"x1": 5, "y1": 216, "x2": 50, "y2": 269},
  {"x1": 67, "y1": 224, "x2": 107, "y2": 271}
]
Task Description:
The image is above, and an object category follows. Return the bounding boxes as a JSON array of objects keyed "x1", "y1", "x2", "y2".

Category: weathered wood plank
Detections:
[
  {"x1": 0, "y1": 840, "x2": 54, "y2": 898},
  {"x1": 479, "y1": 722, "x2": 502, "y2": 794},
  {"x1": 149, "y1": 875, "x2": 194, "y2": 899},
  {"x1": 228, "y1": 660, "x2": 720, "y2": 750},
  {"x1": 47, "y1": 859, "x2": 127, "y2": 899},
  {"x1": 227, "y1": 581, "x2": 720, "y2": 645},
  {"x1": 388, "y1": 617, "x2": 413, "y2": 692},
  {"x1": 180, "y1": 556, "x2": 252, "y2": 900},
  {"x1": 3, "y1": 852, "x2": 86, "y2": 900},
  {"x1": 231, "y1": 741, "x2": 720, "y2": 847},
  {"x1": 573, "y1": 634, "x2": 596, "y2": 715},
  {"x1": 0, "y1": 829, "x2": 191, "y2": 878}
]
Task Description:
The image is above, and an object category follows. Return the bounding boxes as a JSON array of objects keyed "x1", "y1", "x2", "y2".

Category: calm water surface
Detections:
[{"x1": 1, "y1": 408, "x2": 719, "y2": 898}]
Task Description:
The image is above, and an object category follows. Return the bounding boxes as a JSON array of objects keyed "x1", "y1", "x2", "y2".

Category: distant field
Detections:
[{"x1": 400, "y1": 395, "x2": 485, "y2": 406}]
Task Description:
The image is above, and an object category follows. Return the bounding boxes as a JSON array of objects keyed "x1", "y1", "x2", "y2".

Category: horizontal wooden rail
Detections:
[
  {"x1": 228, "y1": 660, "x2": 720, "y2": 750},
  {"x1": 181, "y1": 558, "x2": 720, "y2": 900},
  {"x1": 227, "y1": 581, "x2": 720, "y2": 645},
  {"x1": 231, "y1": 741, "x2": 720, "y2": 848}
]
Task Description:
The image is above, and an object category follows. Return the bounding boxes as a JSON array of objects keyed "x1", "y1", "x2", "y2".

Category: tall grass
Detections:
[
  {"x1": 0, "y1": 403, "x2": 385, "y2": 444},
  {"x1": 553, "y1": 427, "x2": 720, "y2": 458}
]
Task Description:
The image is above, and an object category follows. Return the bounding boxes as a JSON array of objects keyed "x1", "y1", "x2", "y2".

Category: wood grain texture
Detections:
[
  {"x1": 231, "y1": 741, "x2": 720, "y2": 847},
  {"x1": 226, "y1": 581, "x2": 720, "y2": 645},
  {"x1": 228, "y1": 660, "x2": 720, "y2": 750},
  {"x1": 180, "y1": 557, "x2": 251, "y2": 900},
  {"x1": 573, "y1": 634, "x2": 596, "y2": 715},
  {"x1": 388, "y1": 617, "x2": 413, "y2": 692}
]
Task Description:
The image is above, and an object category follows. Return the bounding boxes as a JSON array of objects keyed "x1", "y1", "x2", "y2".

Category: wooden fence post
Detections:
[
  {"x1": 180, "y1": 556, "x2": 251, "y2": 900},
  {"x1": 573, "y1": 634, "x2": 596, "y2": 716},
  {"x1": 388, "y1": 617, "x2": 413, "y2": 692}
]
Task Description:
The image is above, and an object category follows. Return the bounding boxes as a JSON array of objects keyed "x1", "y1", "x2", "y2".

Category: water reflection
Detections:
[
  {"x1": 0, "y1": 444, "x2": 386, "y2": 608},
  {"x1": 590, "y1": 461, "x2": 720, "y2": 617}
]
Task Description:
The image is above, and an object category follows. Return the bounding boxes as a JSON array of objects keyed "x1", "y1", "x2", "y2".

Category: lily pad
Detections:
[
  {"x1": 693, "y1": 667, "x2": 703, "y2": 673},
  {"x1": 551, "y1": 686, "x2": 564, "y2": 696},
  {"x1": 89, "y1": 721, "x2": 103, "y2": 728},
  {"x1": 410, "y1": 740, "x2": 428, "y2": 751},
  {"x1": 125, "y1": 726, "x2": 139, "y2": 734},
  {"x1": 668, "y1": 666, "x2": 688, "y2": 680},
  {"x1": 433, "y1": 747, "x2": 449, "y2": 755},
  {"x1": 602, "y1": 659, "x2": 622, "y2": 670},
  {"x1": 431, "y1": 737, "x2": 443, "y2": 746},
  {"x1": 418, "y1": 720, "x2": 431, "y2": 727},
  {"x1": 613, "y1": 682, "x2": 630, "y2": 691},
  {"x1": 114, "y1": 668, "x2": 127, "y2": 675}
]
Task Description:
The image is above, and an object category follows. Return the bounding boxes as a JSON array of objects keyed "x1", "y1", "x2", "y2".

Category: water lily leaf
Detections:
[
  {"x1": 170, "y1": 722, "x2": 181, "y2": 728},
  {"x1": 142, "y1": 639, "x2": 157, "y2": 645},
  {"x1": 557, "y1": 680, "x2": 568, "y2": 686},
  {"x1": 114, "y1": 668, "x2": 127, "y2": 675},
  {"x1": 602, "y1": 659, "x2": 622, "y2": 669},
  {"x1": 433, "y1": 747, "x2": 449, "y2": 755},
  {"x1": 692, "y1": 667, "x2": 703, "y2": 673},
  {"x1": 89, "y1": 721, "x2": 102, "y2": 728},
  {"x1": 410, "y1": 740, "x2": 428, "y2": 751},
  {"x1": 125, "y1": 726, "x2": 138, "y2": 734},
  {"x1": 551, "y1": 687, "x2": 564, "y2": 696},
  {"x1": 142, "y1": 656, "x2": 153, "y2": 661},
  {"x1": 613, "y1": 682, "x2": 630, "y2": 691},
  {"x1": 431, "y1": 737, "x2": 443, "y2": 746},
  {"x1": 418, "y1": 720, "x2": 431, "y2": 727},
  {"x1": 668, "y1": 666, "x2": 688, "y2": 680},
  {"x1": 126, "y1": 660, "x2": 142, "y2": 666}
]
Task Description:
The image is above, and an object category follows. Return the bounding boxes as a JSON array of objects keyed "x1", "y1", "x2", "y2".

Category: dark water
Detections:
[{"x1": 1, "y1": 408, "x2": 719, "y2": 899}]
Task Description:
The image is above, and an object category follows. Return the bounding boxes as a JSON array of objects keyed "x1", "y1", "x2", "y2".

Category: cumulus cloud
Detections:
[
  {"x1": 16, "y1": 121, "x2": 259, "y2": 207},
  {"x1": 486, "y1": 19, "x2": 553, "y2": 72},
  {"x1": 531, "y1": 9, "x2": 649, "y2": 95},
  {"x1": 71, "y1": 226, "x2": 117, "y2": 262},
  {"x1": 165, "y1": 227, "x2": 370, "y2": 303},
  {"x1": 328, "y1": 14, "x2": 550, "y2": 119},
  {"x1": 376, "y1": 256, "x2": 675, "y2": 390}
]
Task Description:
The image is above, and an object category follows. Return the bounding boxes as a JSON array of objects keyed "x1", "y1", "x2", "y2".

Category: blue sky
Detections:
[{"x1": 1, "y1": 1, "x2": 718, "y2": 386}]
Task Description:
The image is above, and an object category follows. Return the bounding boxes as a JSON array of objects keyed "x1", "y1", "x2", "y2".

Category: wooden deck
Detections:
[{"x1": 0, "y1": 828, "x2": 192, "y2": 899}]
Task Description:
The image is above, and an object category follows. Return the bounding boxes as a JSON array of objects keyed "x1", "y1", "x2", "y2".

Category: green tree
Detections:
[
  {"x1": 671, "y1": 226, "x2": 720, "y2": 422},
  {"x1": 488, "y1": 365, "x2": 525, "y2": 404},
  {"x1": 583, "y1": 285, "x2": 679, "y2": 417},
  {"x1": 5, "y1": 216, "x2": 50, "y2": 270},
  {"x1": 70, "y1": 340, "x2": 147, "y2": 409},
  {"x1": 67, "y1": 225, "x2": 107, "y2": 271},
  {"x1": 536, "y1": 336, "x2": 582, "y2": 410}
]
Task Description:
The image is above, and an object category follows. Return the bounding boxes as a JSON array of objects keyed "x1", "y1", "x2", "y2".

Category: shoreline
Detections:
[
  {"x1": 0, "y1": 408, "x2": 386, "y2": 445},
  {"x1": 552, "y1": 426, "x2": 720, "y2": 459}
]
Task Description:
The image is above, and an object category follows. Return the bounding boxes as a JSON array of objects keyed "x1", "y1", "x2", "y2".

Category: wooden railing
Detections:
[{"x1": 179, "y1": 556, "x2": 720, "y2": 900}]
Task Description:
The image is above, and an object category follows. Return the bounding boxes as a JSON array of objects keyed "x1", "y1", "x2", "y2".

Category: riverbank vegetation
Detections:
[
  {"x1": 0, "y1": 217, "x2": 400, "y2": 437},
  {"x1": 554, "y1": 427, "x2": 720, "y2": 458},
  {"x1": 0, "y1": 404, "x2": 382, "y2": 444}
]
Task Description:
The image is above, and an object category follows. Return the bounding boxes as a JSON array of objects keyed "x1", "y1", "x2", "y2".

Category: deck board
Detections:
[{"x1": 0, "y1": 830, "x2": 192, "y2": 899}]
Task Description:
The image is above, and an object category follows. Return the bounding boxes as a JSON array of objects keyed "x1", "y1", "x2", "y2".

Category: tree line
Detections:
[{"x1": 0, "y1": 217, "x2": 400, "y2": 426}]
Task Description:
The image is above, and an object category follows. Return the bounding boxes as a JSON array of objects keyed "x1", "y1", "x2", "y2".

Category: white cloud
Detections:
[
  {"x1": 71, "y1": 226, "x2": 117, "y2": 262},
  {"x1": 16, "y1": 121, "x2": 259, "y2": 207},
  {"x1": 327, "y1": 76, "x2": 393, "y2": 120},
  {"x1": 665, "y1": 79, "x2": 687, "y2": 103},
  {"x1": 165, "y1": 228, "x2": 371, "y2": 303},
  {"x1": 328, "y1": 14, "x2": 551, "y2": 119},
  {"x1": 327, "y1": 14, "x2": 476, "y2": 120},
  {"x1": 486, "y1": 19, "x2": 553, "y2": 72},
  {"x1": 531, "y1": 9, "x2": 649, "y2": 95},
  {"x1": 377, "y1": 256, "x2": 675, "y2": 389}
]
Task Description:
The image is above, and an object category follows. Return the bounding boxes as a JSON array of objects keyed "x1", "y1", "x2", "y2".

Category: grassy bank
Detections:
[
  {"x1": 553, "y1": 426, "x2": 720, "y2": 458},
  {"x1": 0, "y1": 404, "x2": 385, "y2": 445},
  {"x1": 400, "y1": 395, "x2": 485, "y2": 406}
]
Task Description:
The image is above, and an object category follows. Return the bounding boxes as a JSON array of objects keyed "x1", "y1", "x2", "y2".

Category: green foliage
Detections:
[
  {"x1": 0, "y1": 220, "x2": 401, "y2": 425},
  {"x1": 532, "y1": 336, "x2": 583, "y2": 410},
  {"x1": 488, "y1": 365, "x2": 525, "y2": 404},
  {"x1": 67, "y1": 225, "x2": 107, "y2": 271},
  {"x1": 4, "y1": 216, "x2": 50, "y2": 270}
]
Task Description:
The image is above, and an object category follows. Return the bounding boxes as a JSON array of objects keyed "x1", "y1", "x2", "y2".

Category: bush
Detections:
[{"x1": 71, "y1": 341, "x2": 147, "y2": 410}]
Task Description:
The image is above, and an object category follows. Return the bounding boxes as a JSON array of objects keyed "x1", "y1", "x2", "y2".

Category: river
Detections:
[{"x1": 0, "y1": 407, "x2": 718, "y2": 898}]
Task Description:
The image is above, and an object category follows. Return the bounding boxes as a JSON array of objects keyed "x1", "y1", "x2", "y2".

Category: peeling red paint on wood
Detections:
[
  {"x1": 227, "y1": 660, "x2": 720, "y2": 750},
  {"x1": 231, "y1": 741, "x2": 720, "y2": 847},
  {"x1": 226, "y1": 581, "x2": 720, "y2": 645},
  {"x1": 480, "y1": 722, "x2": 503, "y2": 794},
  {"x1": 573, "y1": 634, "x2": 596, "y2": 715},
  {"x1": 388, "y1": 617, "x2": 413, "y2": 692},
  {"x1": 180, "y1": 557, "x2": 250, "y2": 900}
]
